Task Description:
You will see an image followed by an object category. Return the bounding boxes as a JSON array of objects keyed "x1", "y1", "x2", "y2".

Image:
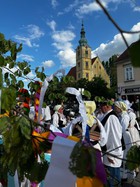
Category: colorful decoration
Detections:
[
  {"x1": 34, "y1": 81, "x2": 42, "y2": 123},
  {"x1": 37, "y1": 69, "x2": 65, "y2": 123},
  {"x1": 17, "y1": 88, "x2": 30, "y2": 115},
  {"x1": 69, "y1": 139, "x2": 107, "y2": 184},
  {"x1": 0, "y1": 111, "x2": 9, "y2": 118},
  {"x1": 76, "y1": 176, "x2": 104, "y2": 187},
  {"x1": 32, "y1": 131, "x2": 50, "y2": 152}
]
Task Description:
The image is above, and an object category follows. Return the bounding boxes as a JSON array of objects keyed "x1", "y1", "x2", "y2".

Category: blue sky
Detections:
[{"x1": 0, "y1": 0, "x2": 140, "y2": 82}]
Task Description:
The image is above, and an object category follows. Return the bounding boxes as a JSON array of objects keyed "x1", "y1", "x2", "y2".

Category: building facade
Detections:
[
  {"x1": 116, "y1": 40, "x2": 140, "y2": 103},
  {"x1": 67, "y1": 23, "x2": 110, "y2": 87}
]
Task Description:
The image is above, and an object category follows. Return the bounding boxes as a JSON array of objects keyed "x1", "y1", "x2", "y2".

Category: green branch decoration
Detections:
[
  {"x1": 126, "y1": 145, "x2": 140, "y2": 171},
  {"x1": 69, "y1": 140, "x2": 96, "y2": 178},
  {"x1": 94, "y1": 96, "x2": 114, "y2": 106},
  {"x1": 0, "y1": 113, "x2": 51, "y2": 182}
]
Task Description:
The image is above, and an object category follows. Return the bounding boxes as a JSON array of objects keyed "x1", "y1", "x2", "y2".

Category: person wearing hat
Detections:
[
  {"x1": 99, "y1": 100, "x2": 123, "y2": 187},
  {"x1": 52, "y1": 104, "x2": 66, "y2": 129},
  {"x1": 114, "y1": 101, "x2": 134, "y2": 182}
]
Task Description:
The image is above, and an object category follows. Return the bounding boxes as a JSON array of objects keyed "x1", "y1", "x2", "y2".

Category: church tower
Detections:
[{"x1": 76, "y1": 22, "x2": 91, "y2": 81}]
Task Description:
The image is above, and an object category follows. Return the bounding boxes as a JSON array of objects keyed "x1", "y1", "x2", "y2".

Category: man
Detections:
[{"x1": 99, "y1": 100, "x2": 123, "y2": 187}]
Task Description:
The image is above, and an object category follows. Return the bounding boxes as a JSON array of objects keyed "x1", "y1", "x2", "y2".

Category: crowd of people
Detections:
[{"x1": 27, "y1": 94, "x2": 140, "y2": 187}]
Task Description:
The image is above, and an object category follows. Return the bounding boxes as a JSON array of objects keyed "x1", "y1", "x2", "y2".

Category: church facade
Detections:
[{"x1": 67, "y1": 23, "x2": 110, "y2": 87}]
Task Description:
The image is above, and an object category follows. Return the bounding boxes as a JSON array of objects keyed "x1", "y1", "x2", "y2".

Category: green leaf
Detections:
[
  {"x1": 0, "y1": 116, "x2": 10, "y2": 133},
  {"x1": 19, "y1": 117, "x2": 31, "y2": 140},
  {"x1": 1, "y1": 87, "x2": 17, "y2": 111},
  {"x1": 9, "y1": 61, "x2": 15, "y2": 69},
  {"x1": 10, "y1": 43, "x2": 17, "y2": 61},
  {"x1": 35, "y1": 67, "x2": 39, "y2": 73},
  {"x1": 17, "y1": 80, "x2": 24, "y2": 88},
  {"x1": 126, "y1": 145, "x2": 140, "y2": 170},
  {"x1": 129, "y1": 40, "x2": 140, "y2": 67},
  {"x1": 0, "y1": 33, "x2": 5, "y2": 41},
  {"x1": 83, "y1": 90, "x2": 91, "y2": 99},
  {"x1": 4, "y1": 72, "x2": 9, "y2": 80},
  {"x1": 10, "y1": 73, "x2": 16, "y2": 82},
  {"x1": 23, "y1": 67, "x2": 31, "y2": 75},
  {"x1": 17, "y1": 43, "x2": 22, "y2": 53},
  {"x1": 69, "y1": 140, "x2": 96, "y2": 178},
  {"x1": 25, "y1": 160, "x2": 49, "y2": 183},
  {"x1": 0, "y1": 55, "x2": 4, "y2": 66},
  {"x1": 42, "y1": 66, "x2": 44, "y2": 72}
]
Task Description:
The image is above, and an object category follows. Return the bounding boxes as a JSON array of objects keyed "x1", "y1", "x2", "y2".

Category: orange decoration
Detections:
[
  {"x1": 32, "y1": 131, "x2": 50, "y2": 151},
  {"x1": 76, "y1": 176, "x2": 104, "y2": 187}
]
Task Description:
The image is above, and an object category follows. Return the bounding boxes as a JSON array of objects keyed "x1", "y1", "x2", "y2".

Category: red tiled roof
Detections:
[{"x1": 67, "y1": 66, "x2": 76, "y2": 79}]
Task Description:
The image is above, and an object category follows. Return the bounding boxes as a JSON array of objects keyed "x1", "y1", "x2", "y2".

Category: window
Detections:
[
  {"x1": 78, "y1": 62, "x2": 80, "y2": 68},
  {"x1": 85, "y1": 50, "x2": 88, "y2": 57},
  {"x1": 86, "y1": 73, "x2": 89, "y2": 78},
  {"x1": 77, "y1": 51, "x2": 80, "y2": 56},
  {"x1": 78, "y1": 73, "x2": 80, "y2": 79},
  {"x1": 124, "y1": 65, "x2": 134, "y2": 81},
  {"x1": 85, "y1": 61, "x2": 88, "y2": 69}
]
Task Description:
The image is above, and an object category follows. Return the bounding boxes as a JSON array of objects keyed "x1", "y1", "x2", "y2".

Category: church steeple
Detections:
[
  {"x1": 79, "y1": 21, "x2": 89, "y2": 47},
  {"x1": 76, "y1": 21, "x2": 91, "y2": 81}
]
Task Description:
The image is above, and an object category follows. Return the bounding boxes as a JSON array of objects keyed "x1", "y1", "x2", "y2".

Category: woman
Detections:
[
  {"x1": 52, "y1": 104, "x2": 66, "y2": 129},
  {"x1": 114, "y1": 101, "x2": 134, "y2": 181}
]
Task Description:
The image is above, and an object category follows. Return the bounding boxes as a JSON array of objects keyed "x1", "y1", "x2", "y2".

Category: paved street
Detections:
[{"x1": 122, "y1": 171, "x2": 140, "y2": 187}]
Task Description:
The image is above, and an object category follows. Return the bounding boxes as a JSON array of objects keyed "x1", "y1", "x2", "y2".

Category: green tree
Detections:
[
  {"x1": 87, "y1": 76, "x2": 110, "y2": 99},
  {"x1": 102, "y1": 54, "x2": 118, "y2": 98}
]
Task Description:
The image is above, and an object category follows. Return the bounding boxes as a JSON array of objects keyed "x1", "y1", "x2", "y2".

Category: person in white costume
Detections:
[
  {"x1": 52, "y1": 104, "x2": 66, "y2": 129},
  {"x1": 123, "y1": 100, "x2": 140, "y2": 146},
  {"x1": 99, "y1": 101, "x2": 123, "y2": 187},
  {"x1": 114, "y1": 101, "x2": 134, "y2": 182},
  {"x1": 42, "y1": 103, "x2": 51, "y2": 123}
]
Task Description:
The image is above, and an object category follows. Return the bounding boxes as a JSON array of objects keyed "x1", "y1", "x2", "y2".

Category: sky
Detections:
[{"x1": 0, "y1": 0, "x2": 140, "y2": 82}]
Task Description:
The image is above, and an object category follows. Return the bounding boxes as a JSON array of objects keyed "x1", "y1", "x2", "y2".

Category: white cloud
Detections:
[
  {"x1": 17, "y1": 54, "x2": 34, "y2": 62},
  {"x1": 57, "y1": 0, "x2": 82, "y2": 16},
  {"x1": 47, "y1": 20, "x2": 56, "y2": 31},
  {"x1": 27, "y1": 25, "x2": 44, "y2": 39},
  {"x1": 52, "y1": 30, "x2": 75, "y2": 43},
  {"x1": 67, "y1": 22, "x2": 75, "y2": 30},
  {"x1": 14, "y1": 35, "x2": 32, "y2": 47},
  {"x1": 14, "y1": 25, "x2": 44, "y2": 48},
  {"x1": 58, "y1": 49, "x2": 76, "y2": 68},
  {"x1": 133, "y1": 6, "x2": 140, "y2": 12},
  {"x1": 75, "y1": 1, "x2": 102, "y2": 17},
  {"x1": 75, "y1": 0, "x2": 139, "y2": 17},
  {"x1": 50, "y1": 29, "x2": 76, "y2": 68},
  {"x1": 42, "y1": 60, "x2": 55, "y2": 68},
  {"x1": 46, "y1": 20, "x2": 76, "y2": 68},
  {"x1": 51, "y1": 0, "x2": 58, "y2": 8},
  {"x1": 128, "y1": 0, "x2": 140, "y2": 12},
  {"x1": 92, "y1": 22, "x2": 140, "y2": 61}
]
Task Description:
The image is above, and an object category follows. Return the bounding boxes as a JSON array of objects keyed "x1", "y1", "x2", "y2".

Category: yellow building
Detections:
[{"x1": 67, "y1": 23, "x2": 110, "y2": 87}]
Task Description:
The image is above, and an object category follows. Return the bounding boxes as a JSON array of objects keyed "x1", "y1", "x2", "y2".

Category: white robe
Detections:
[
  {"x1": 128, "y1": 110, "x2": 140, "y2": 146},
  {"x1": 102, "y1": 110, "x2": 123, "y2": 168}
]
